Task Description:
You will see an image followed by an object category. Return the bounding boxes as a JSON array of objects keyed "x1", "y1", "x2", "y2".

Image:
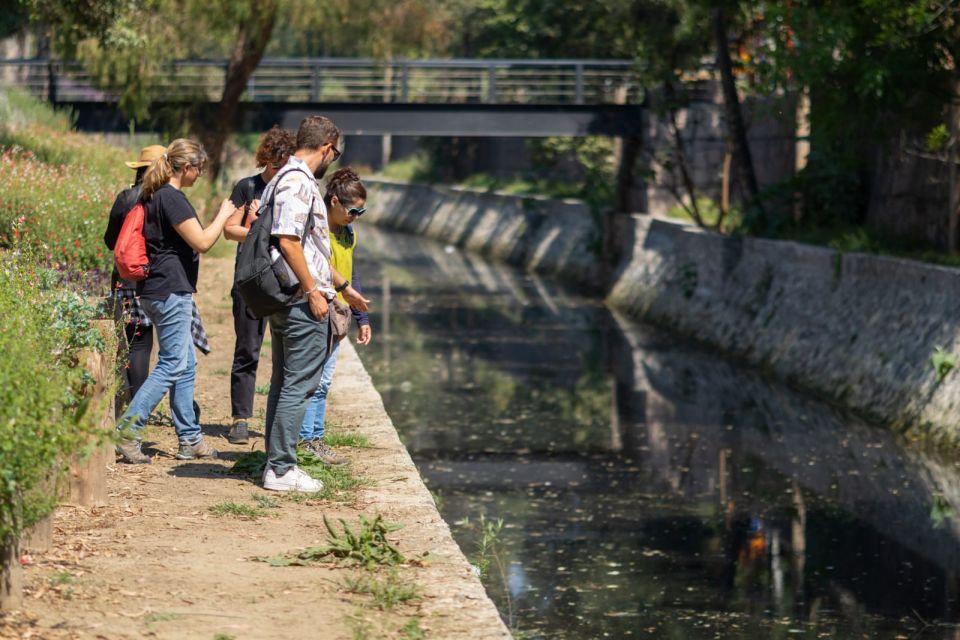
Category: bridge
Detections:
[{"x1": 0, "y1": 57, "x2": 644, "y2": 136}]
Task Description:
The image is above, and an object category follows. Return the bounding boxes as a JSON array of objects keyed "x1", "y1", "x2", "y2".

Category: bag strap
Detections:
[{"x1": 265, "y1": 165, "x2": 317, "y2": 247}]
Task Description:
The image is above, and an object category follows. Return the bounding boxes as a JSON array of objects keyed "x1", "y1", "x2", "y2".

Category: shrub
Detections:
[
  {"x1": 0, "y1": 257, "x2": 110, "y2": 545},
  {"x1": 0, "y1": 91, "x2": 118, "y2": 547}
]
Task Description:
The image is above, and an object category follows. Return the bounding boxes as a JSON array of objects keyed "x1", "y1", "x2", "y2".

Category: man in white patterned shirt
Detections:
[{"x1": 262, "y1": 115, "x2": 369, "y2": 492}]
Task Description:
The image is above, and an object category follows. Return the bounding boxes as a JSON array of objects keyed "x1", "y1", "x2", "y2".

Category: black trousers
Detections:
[
  {"x1": 117, "y1": 321, "x2": 155, "y2": 417},
  {"x1": 230, "y1": 284, "x2": 267, "y2": 419}
]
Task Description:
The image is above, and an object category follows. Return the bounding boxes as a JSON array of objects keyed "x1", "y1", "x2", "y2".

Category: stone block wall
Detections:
[
  {"x1": 364, "y1": 179, "x2": 603, "y2": 287},
  {"x1": 607, "y1": 214, "x2": 960, "y2": 442}
]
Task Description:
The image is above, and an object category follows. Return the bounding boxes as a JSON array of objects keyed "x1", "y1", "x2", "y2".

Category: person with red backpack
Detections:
[
  {"x1": 115, "y1": 138, "x2": 237, "y2": 464},
  {"x1": 104, "y1": 145, "x2": 165, "y2": 416}
]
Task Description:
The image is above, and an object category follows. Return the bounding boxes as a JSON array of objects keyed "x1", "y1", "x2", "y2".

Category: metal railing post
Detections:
[
  {"x1": 487, "y1": 64, "x2": 497, "y2": 103},
  {"x1": 312, "y1": 61, "x2": 322, "y2": 101},
  {"x1": 400, "y1": 62, "x2": 409, "y2": 102},
  {"x1": 575, "y1": 63, "x2": 585, "y2": 104}
]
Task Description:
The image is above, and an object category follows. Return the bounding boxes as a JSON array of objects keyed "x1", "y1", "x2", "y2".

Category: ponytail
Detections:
[
  {"x1": 324, "y1": 167, "x2": 366, "y2": 208},
  {"x1": 141, "y1": 138, "x2": 209, "y2": 200},
  {"x1": 141, "y1": 155, "x2": 173, "y2": 200}
]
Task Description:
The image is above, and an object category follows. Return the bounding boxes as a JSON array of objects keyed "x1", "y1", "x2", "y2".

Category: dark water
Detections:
[{"x1": 353, "y1": 225, "x2": 960, "y2": 639}]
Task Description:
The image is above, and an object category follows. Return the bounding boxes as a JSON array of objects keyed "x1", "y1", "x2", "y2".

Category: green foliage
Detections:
[
  {"x1": 749, "y1": 0, "x2": 960, "y2": 226},
  {"x1": 445, "y1": 0, "x2": 638, "y2": 59},
  {"x1": 930, "y1": 494, "x2": 955, "y2": 529},
  {"x1": 399, "y1": 618, "x2": 426, "y2": 640},
  {"x1": 0, "y1": 91, "x2": 128, "y2": 274},
  {"x1": 255, "y1": 384, "x2": 270, "y2": 396},
  {"x1": 230, "y1": 450, "x2": 268, "y2": 477},
  {"x1": 252, "y1": 494, "x2": 281, "y2": 509},
  {"x1": 930, "y1": 346, "x2": 956, "y2": 383},
  {"x1": 209, "y1": 501, "x2": 269, "y2": 519},
  {"x1": 265, "y1": 514, "x2": 405, "y2": 569},
  {"x1": 0, "y1": 257, "x2": 112, "y2": 544},
  {"x1": 323, "y1": 432, "x2": 372, "y2": 449},
  {"x1": 470, "y1": 513, "x2": 504, "y2": 578},
  {"x1": 925, "y1": 124, "x2": 951, "y2": 154},
  {"x1": 343, "y1": 571, "x2": 422, "y2": 610}
]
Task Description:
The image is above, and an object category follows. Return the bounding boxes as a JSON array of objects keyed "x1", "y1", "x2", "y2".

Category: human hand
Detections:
[
  {"x1": 245, "y1": 199, "x2": 261, "y2": 227},
  {"x1": 308, "y1": 289, "x2": 329, "y2": 321},
  {"x1": 342, "y1": 285, "x2": 370, "y2": 312},
  {"x1": 217, "y1": 197, "x2": 238, "y2": 221},
  {"x1": 356, "y1": 324, "x2": 372, "y2": 345}
]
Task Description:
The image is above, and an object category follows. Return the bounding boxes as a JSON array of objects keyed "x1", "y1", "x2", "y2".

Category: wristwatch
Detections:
[{"x1": 335, "y1": 280, "x2": 350, "y2": 293}]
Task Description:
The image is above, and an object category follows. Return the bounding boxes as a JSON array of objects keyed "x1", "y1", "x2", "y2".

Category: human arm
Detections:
[
  {"x1": 330, "y1": 265, "x2": 370, "y2": 313},
  {"x1": 172, "y1": 197, "x2": 237, "y2": 253},
  {"x1": 223, "y1": 199, "x2": 260, "y2": 242},
  {"x1": 350, "y1": 269, "x2": 372, "y2": 345}
]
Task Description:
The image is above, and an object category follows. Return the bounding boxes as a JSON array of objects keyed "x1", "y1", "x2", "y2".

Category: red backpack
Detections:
[{"x1": 114, "y1": 202, "x2": 149, "y2": 281}]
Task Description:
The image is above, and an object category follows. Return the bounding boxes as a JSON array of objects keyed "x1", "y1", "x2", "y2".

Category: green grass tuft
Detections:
[
  {"x1": 343, "y1": 571, "x2": 421, "y2": 610},
  {"x1": 209, "y1": 501, "x2": 268, "y2": 519}
]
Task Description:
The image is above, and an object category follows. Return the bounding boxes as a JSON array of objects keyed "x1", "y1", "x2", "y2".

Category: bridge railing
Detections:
[{"x1": 0, "y1": 58, "x2": 642, "y2": 105}]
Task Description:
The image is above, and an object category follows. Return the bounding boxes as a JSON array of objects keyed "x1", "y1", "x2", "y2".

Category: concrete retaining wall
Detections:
[
  {"x1": 364, "y1": 179, "x2": 603, "y2": 288},
  {"x1": 606, "y1": 215, "x2": 960, "y2": 442},
  {"x1": 365, "y1": 179, "x2": 960, "y2": 442}
]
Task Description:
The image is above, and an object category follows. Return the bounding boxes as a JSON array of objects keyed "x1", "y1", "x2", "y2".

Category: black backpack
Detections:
[{"x1": 234, "y1": 166, "x2": 316, "y2": 319}]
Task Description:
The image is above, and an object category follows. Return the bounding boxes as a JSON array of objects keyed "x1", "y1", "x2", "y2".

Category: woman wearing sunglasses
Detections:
[{"x1": 299, "y1": 167, "x2": 371, "y2": 465}]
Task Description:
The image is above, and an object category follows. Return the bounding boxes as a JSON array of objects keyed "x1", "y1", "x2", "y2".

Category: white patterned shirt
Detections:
[{"x1": 266, "y1": 156, "x2": 335, "y2": 300}]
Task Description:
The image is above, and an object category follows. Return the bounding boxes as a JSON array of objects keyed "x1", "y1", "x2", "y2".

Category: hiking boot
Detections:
[
  {"x1": 227, "y1": 420, "x2": 249, "y2": 445},
  {"x1": 307, "y1": 439, "x2": 350, "y2": 466},
  {"x1": 116, "y1": 439, "x2": 151, "y2": 464},
  {"x1": 263, "y1": 466, "x2": 323, "y2": 493},
  {"x1": 176, "y1": 438, "x2": 218, "y2": 460}
]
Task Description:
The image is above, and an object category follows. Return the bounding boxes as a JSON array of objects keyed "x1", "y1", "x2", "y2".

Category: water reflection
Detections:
[{"x1": 355, "y1": 225, "x2": 960, "y2": 639}]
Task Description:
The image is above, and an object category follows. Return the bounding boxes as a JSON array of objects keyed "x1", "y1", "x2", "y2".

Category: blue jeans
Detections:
[
  {"x1": 118, "y1": 293, "x2": 202, "y2": 445},
  {"x1": 299, "y1": 341, "x2": 340, "y2": 441}
]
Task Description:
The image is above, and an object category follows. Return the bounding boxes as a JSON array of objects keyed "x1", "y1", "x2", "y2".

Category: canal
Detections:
[{"x1": 353, "y1": 225, "x2": 960, "y2": 639}]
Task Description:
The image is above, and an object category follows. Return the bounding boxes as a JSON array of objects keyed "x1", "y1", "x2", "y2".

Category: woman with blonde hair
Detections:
[{"x1": 116, "y1": 138, "x2": 237, "y2": 464}]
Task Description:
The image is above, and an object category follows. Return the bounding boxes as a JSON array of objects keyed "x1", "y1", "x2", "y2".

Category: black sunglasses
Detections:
[
  {"x1": 347, "y1": 206, "x2": 366, "y2": 217},
  {"x1": 330, "y1": 144, "x2": 342, "y2": 162}
]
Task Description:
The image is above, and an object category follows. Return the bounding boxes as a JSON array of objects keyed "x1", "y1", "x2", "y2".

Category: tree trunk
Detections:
[
  {"x1": 194, "y1": 0, "x2": 279, "y2": 181},
  {"x1": 713, "y1": 7, "x2": 762, "y2": 214}
]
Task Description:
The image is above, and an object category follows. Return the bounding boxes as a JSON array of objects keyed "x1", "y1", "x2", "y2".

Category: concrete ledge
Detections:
[{"x1": 330, "y1": 341, "x2": 512, "y2": 638}]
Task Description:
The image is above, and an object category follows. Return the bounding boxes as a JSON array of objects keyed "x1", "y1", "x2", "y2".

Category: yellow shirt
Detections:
[{"x1": 330, "y1": 224, "x2": 357, "y2": 305}]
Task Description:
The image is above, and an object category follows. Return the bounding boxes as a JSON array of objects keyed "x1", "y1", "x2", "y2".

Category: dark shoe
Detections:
[
  {"x1": 307, "y1": 439, "x2": 350, "y2": 466},
  {"x1": 176, "y1": 438, "x2": 218, "y2": 460},
  {"x1": 227, "y1": 420, "x2": 249, "y2": 445},
  {"x1": 116, "y1": 439, "x2": 151, "y2": 464}
]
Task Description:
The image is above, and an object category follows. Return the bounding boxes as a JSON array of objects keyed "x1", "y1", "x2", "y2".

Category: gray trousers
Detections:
[{"x1": 265, "y1": 302, "x2": 329, "y2": 476}]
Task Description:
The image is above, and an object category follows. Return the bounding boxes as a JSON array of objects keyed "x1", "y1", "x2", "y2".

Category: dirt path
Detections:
[{"x1": 10, "y1": 255, "x2": 510, "y2": 640}]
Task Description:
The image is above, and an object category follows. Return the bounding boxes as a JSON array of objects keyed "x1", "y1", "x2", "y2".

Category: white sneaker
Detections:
[{"x1": 263, "y1": 466, "x2": 323, "y2": 493}]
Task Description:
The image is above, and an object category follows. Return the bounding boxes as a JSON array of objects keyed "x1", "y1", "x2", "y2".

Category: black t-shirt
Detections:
[
  {"x1": 229, "y1": 173, "x2": 268, "y2": 258},
  {"x1": 138, "y1": 184, "x2": 200, "y2": 300}
]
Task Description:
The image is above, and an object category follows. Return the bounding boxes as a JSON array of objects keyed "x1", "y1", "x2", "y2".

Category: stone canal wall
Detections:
[
  {"x1": 363, "y1": 179, "x2": 604, "y2": 288},
  {"x1": 365, "y1": 179, "x2": 960, "y2": 442}
]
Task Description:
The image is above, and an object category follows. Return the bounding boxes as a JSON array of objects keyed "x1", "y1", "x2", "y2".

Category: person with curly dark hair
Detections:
[
  {"x1": 223, "y1": 125, "x2": 297, "y2": 445},
  {"x1": 298, "y1": 167, "x2": 371, "y2": 466}
]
